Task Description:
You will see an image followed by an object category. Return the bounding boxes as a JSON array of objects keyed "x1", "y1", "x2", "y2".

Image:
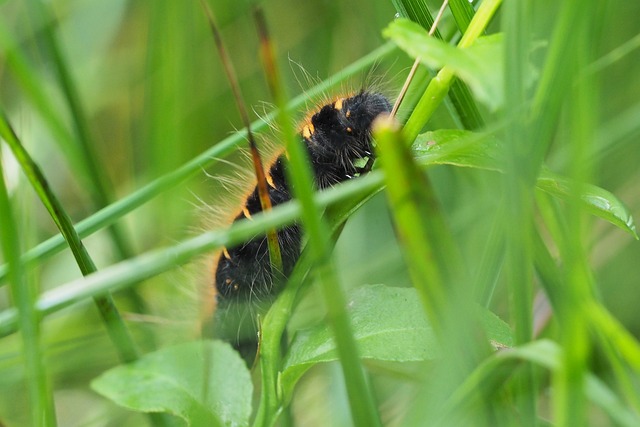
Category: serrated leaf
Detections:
[
  {"x1": 281, "y1": 284, "x2": 512, "y2": 402},
  {"x1": 384, "y1": 19, "x2": 508, "y2": 110},
  {"x1": 413, "y1": 130, "x2": 638, "y2": 238},
  {"x1": 91, "y1": 340, "x2": 252, "y2": 427}
]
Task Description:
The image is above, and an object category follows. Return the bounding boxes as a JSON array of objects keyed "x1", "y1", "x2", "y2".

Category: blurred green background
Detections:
[{"x1": 1, "y1": 0, "x2": 639, "y2": 426}]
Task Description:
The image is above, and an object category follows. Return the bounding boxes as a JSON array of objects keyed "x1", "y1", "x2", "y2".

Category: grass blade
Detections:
[
  {"x1": 501, "y1": 0, "x2": 536, "y2": 423},
  {"x1": 255, "y1": 10, "x2": 381, "y2": 426},
  {"x1": 0, "y1": 169, "x2": 385, "y2": 336},
  {"x1": 0, "y1": 149, "x2": 57, "y2": 426},
  {"x1": 0, "y1": 111, "x2": 138, "y2": 362},
  {"x1": 374, "y1": 116, "x2": 490, "y2": 424}
]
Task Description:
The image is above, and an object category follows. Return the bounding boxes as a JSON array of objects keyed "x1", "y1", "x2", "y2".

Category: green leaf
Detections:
[
  {"x1": 91, "y1": 340, "x2": 252, "y2": 427},
  {"x1": 413, "y1": 130, "x2": 638, "y2": 238},
  {"x1": 384, "y1": 19, "x2": 508, "y2": 110},
  {"x1": 281, "y1": 284, "x2": 512, "y2": 401},
  {"x1": 413, "y1": 129, "x2": 502, "y2": 171},
  {"x1": 537, "y1": 169, "x2": 638, "y2": 239}
]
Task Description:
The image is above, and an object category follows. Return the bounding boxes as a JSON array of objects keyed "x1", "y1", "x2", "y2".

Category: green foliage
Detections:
[
  {"x1": 1, "y1": 0, "x2": 640, "y2": 426},
  {"x1": 386, "y1": 22, "x2": 512, "y2": 110},
  {"x1": 92, "y1": 341, "x2": 252, "y2": 427},
  {"x1": 414, "y1": 129, "x2": 638, "y2": 238},
  {"x1": 282, "y1": 284, "x2": 512, "y2": 402}
]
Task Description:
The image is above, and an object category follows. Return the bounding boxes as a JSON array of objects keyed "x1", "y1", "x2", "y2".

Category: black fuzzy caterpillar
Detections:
[{"x1": 214, "y1": 90, "x2": 391, "y2": 302}]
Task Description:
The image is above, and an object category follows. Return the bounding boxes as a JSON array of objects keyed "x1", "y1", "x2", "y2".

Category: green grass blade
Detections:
[
  {"x1": 449, "y1": 0, "x2": 477, "y2": 33},
  {"x1": 0, "y1": 111, "x2": 138, "y2": 362},
  {"x1": 473, "y1": 209, "x2": 506, "y2": 306},
  {"x1": 374, "y1": 117, "x2": 490, "y2": 424},
  {"x1": 258, "y1": 19, "x2": 381, "y2": 426},
  {"x1": 587, "y1": 303, "x2": 640, "y2": 413},
  {"x1": 0, "y1": 112, "x2": 93, "y2": 274},
  {"x1": 0, "y1": 150, "x2": 57, "y2": 426},
  {"x1": 533, "y1": 228, "x2": 640, "y2": 414},
  {"x1": 501, "y1": 0, "x2": 536, "y2": 423},
  {"x1": 0, "y1": 169, "x2": 385, "y2": 337},
  {"x1": 550, "y1": 3, "x2": 600, "y2": 423},
  {"x1": 375, "y1": 118, "x2": 448, "y2": 331},
  {"x1": 527, "y1": 0, "x2": 592, "y2": 171},
  {"x1": 255, "y1": 184, "x2": 381, "y2": 424}
]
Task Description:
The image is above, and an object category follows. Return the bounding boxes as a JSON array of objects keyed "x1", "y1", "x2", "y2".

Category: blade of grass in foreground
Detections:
[
  {"x1": 0, "y1": 169, "x2": 385, "y2": 337},
  {"x1": 0, "y1": 22, "x2": 85, "y2": 181},
  {"x1": 552, "y1": 3, "x2": 599, "y2": 423},
  {"x1": 532, "y1": 229, "x2": 640, "y2": 415},
  {"x1": 255, "y1": 10, "x2": 381, "y2": 427},
  {"x1": 0, "y1": 150, "x2": 57, "y2": 426},
  {"x1": 374, "y1": 116, "x2": 489, "y2": 425},
  {"x1": 501, "y1": 0, "x2": 536, "y2": 423},
  {"x1": 255, "y1": 196, "x2": 377, "y2": 426}
]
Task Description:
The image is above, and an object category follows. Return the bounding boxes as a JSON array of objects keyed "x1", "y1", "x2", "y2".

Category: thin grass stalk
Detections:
[
  {"x1": 375, "y1": 118, "x2": 449, "y2": 328},
  {"x1": 254, "y1": 191, "x2": 381, "y2": 426},
  {"x1": 534, "y1": 222, "x2": 640, "y2": 416},
  {"x1": 252, "y1": 9, "x2": 296, "y2": 423},
  {"x1": 199, "y1": 0, "x2": 284, "y2": 278},
  {"x1": 0, "y1": 151, "x2": 57, "y2": 426},
  {"x1": 587, "y1": 303, "x2": 640, "y2": 413},
  {"x1": 22, "y1": 0, "x2": 150, "y2": 322},
  {"x1": 439, "y1": 339, "x2": 640, "y2": 426},
  {"x1": 255, "y1": 10, "x2": 381, "y2": 427}
]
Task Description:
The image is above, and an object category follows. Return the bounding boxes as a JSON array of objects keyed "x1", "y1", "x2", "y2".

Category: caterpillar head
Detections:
[{"x1": 302, "y1": 91, "x2": 391, "y2": 188}]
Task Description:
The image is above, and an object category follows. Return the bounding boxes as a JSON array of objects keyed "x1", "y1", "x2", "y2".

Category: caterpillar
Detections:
[{"x1": 214, "y1": 90, "x2": 391, "y2": 304}]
